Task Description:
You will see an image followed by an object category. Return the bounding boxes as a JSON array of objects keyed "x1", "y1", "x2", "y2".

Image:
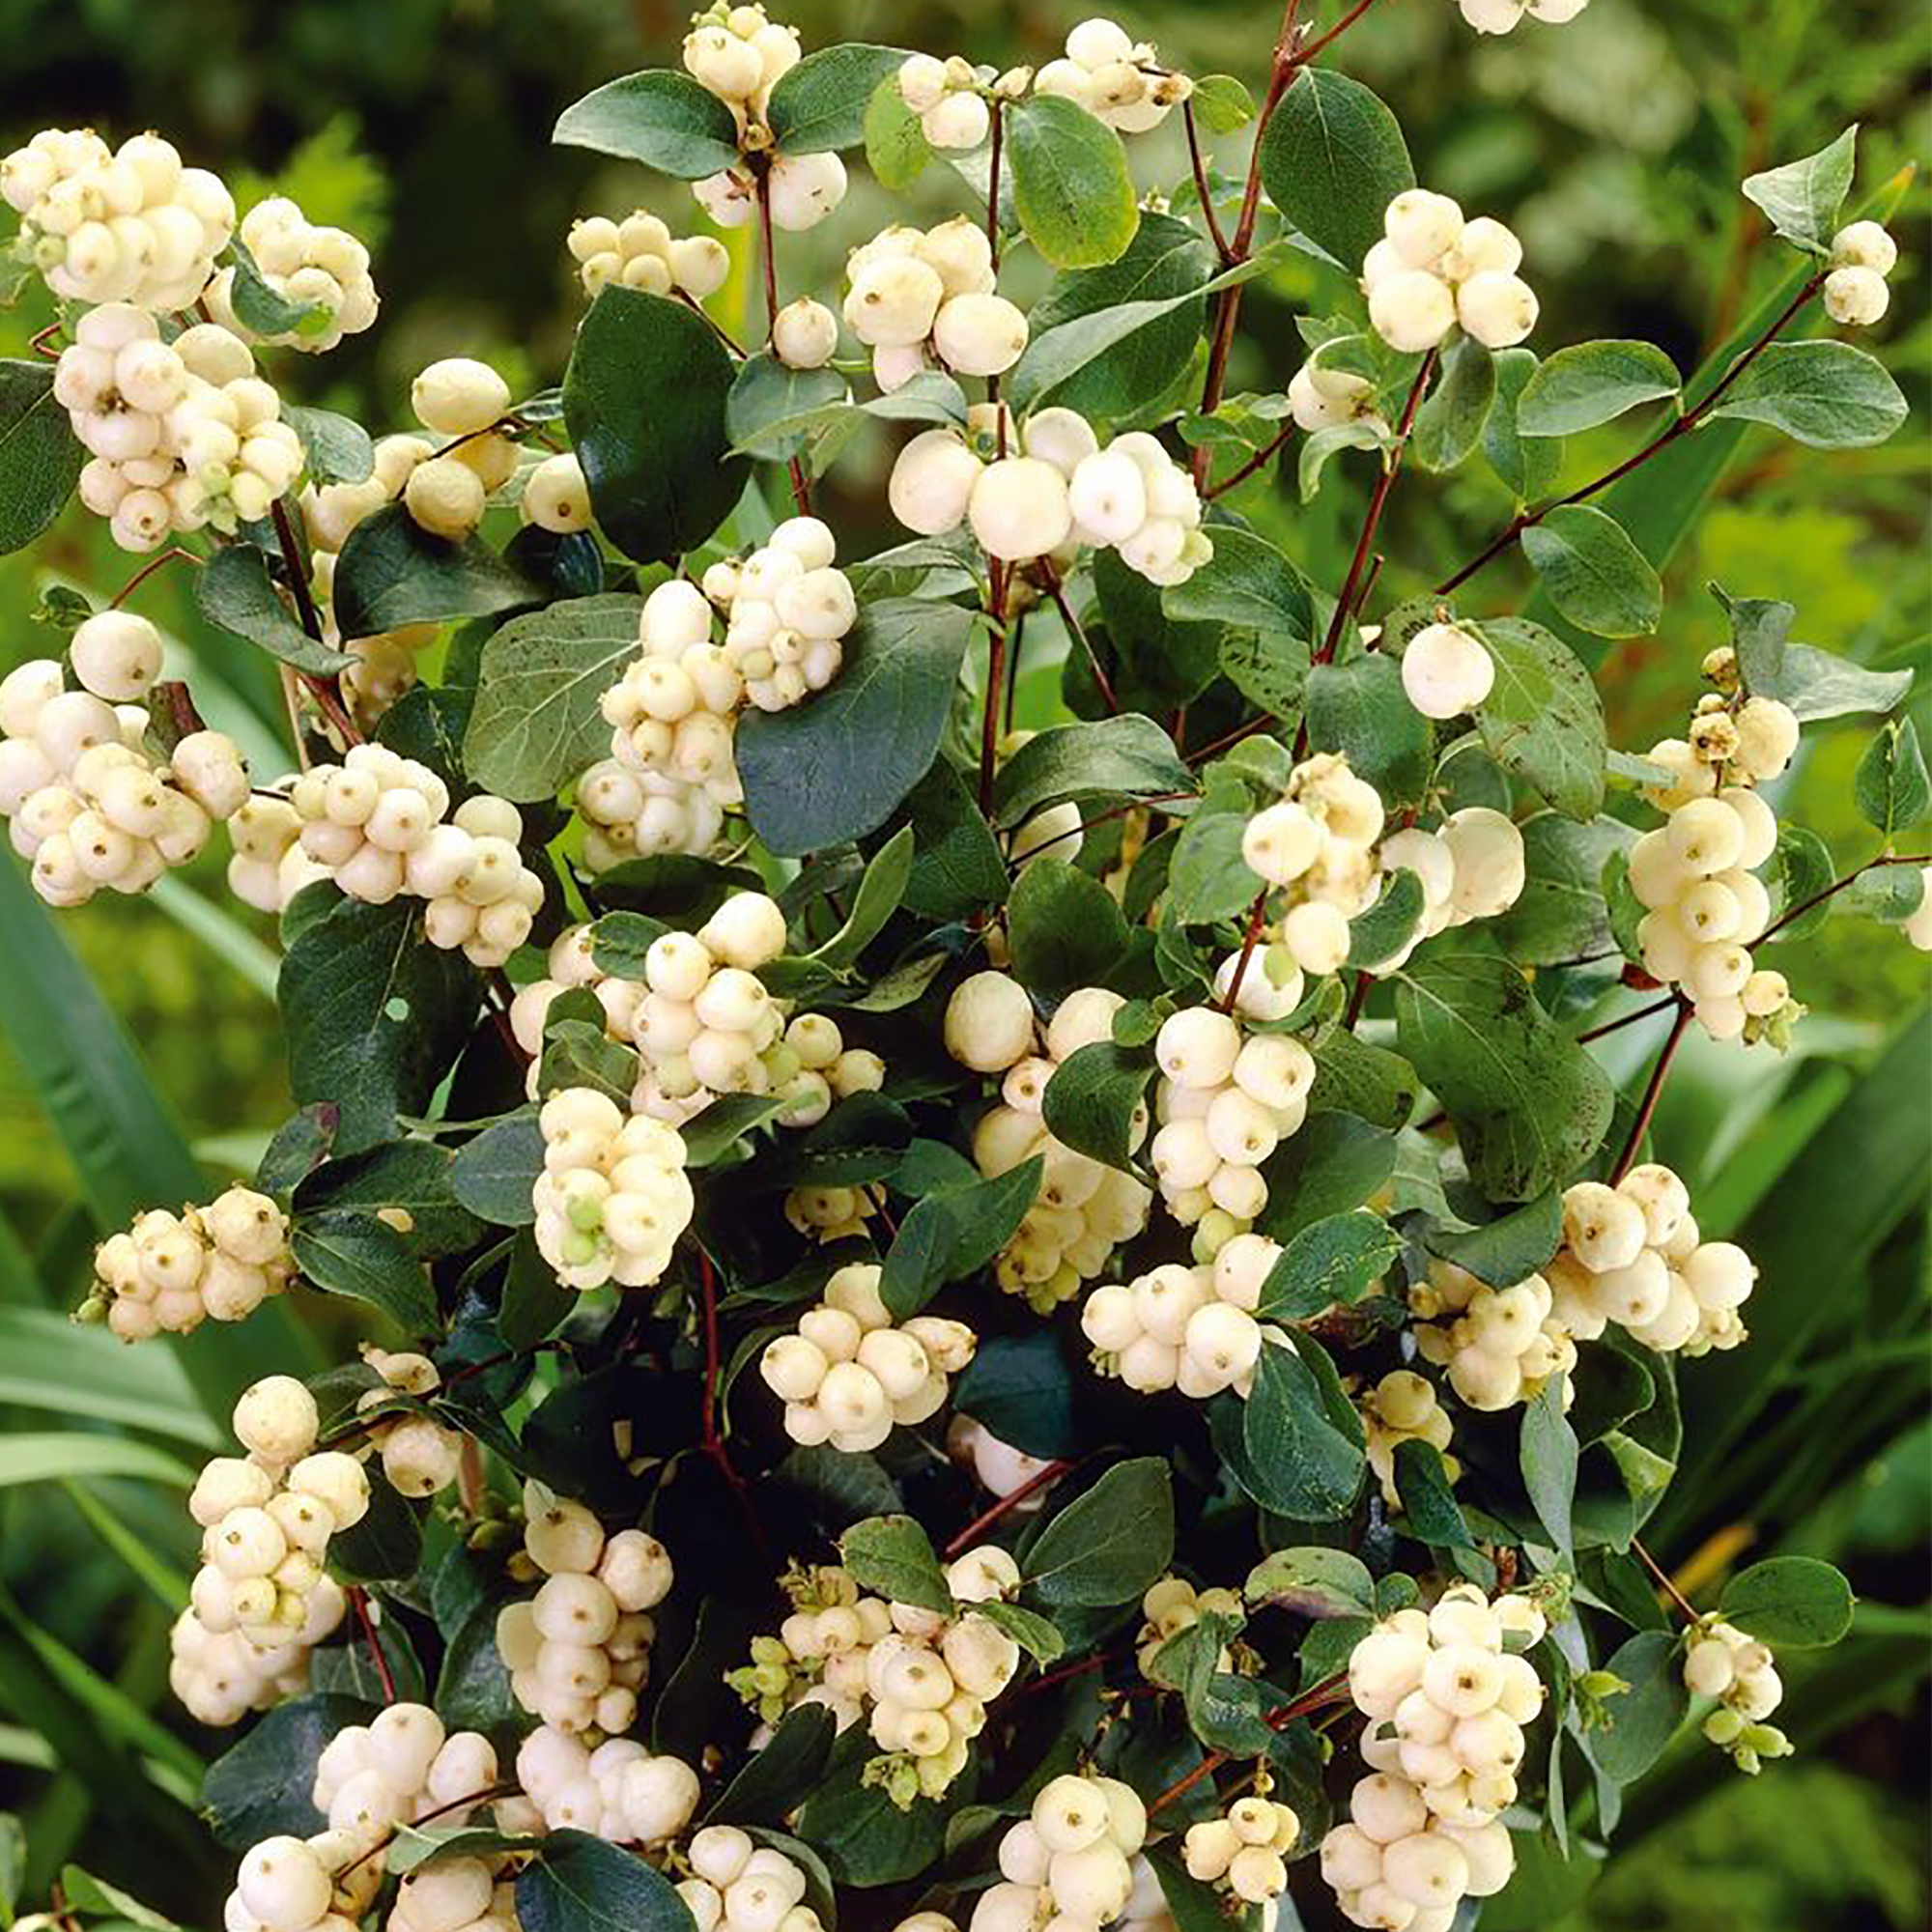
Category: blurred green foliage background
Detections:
[{"x1": 0, "y1": 0, "x2": 1925, "y2": 1923}]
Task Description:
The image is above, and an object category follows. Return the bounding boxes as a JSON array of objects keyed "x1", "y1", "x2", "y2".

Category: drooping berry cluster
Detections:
[
  {"x1": 353, "y1": 1348, "x2": 468, "y2": 1498},
  {"x1": 2, "y1": 128, "x2": 233, "y2": 310},
  {"x1": 1363, "y1": 191, "x2": 1539, "y2": 354},
  {"x1": 759, "y1": 1261, "x2": 977, "y2": 1453},
  {"x1": 1081, "y1": 1235, "x2": 1289, "y2": 1398},
  {"x1": 399, "y1": 356, "x2": 521, "y2": 540},
  {"x1": 532, "y1": 1088, "x2": 695, "y2": 1292},
  {"x1": 206, "y1": 195, "x2": 380, "y2": 352},
  {"x1": 1370, "y1": 809, "x2": 1527, "y2": 968},
  {"x1": 1682, "y1": 1618, "x2": 1794, "y2": 1774},
  {"x1": 701, "y1": 517, "x2": 856, "y2": 711},
  {"x1": 971, "y1": 1773, "x2": 1150, "y2": 1932},
  {"x1": 495, "y1": 1479, "x2": 675, "y2": 1737},
  {"x1": 312, "y1": 1701, "x2": 499, "y2": 1849},
  {"x1": 943, "y1": 975, "x2": 1152, "y2": 1311},
  {"x1": 1823, "y1": 219, "x2": 1899, "y2": 327},
  {"x1": 1241, "y1": 753, "x2": 1388, "y2": 976},
  {"x1": 288, "y1": 744, "x2": 546, "y2": 966},
  {"x1": 844, "y1": 218, "x2": 1029, "y2": 390},
  {"x1": 678, "y1": 1828, "x2": 826, "y2": 1932},
  {"x1": 513, "y1": 1722, "x2": 700, "y2": 1844},
  {"x1": 567, "y1": 207, "x2": 730, "y2": 302},
  {"x1": 1182, "y1": 1794, "x2": 1303, "y2": 1906},
  {"x1": 1034, "y1": 18, "x2": 1191, "y2": 133},
  {"x1": 1407, "y1": 1262, "x2": 1576, "y2": 1412},
  {"x1": 1548, "y1": 1170, "x2": 1757, "y2": 1356},
  {"x1": 88, "y1": 1181, "x2": 292, "y2": 1342}
]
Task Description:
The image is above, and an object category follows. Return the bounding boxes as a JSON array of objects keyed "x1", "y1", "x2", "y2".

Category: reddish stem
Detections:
[
  {"x1": 1042, "y1": 568, "x2": 1118, "y2": 714},
  {"x1": 753, "y1": 160, "x2": 812, "y2": 518},
  {"x1": 1206, "y1": 423, "x2": 1295, "y2": 500},
  {"x1": 108, "y1": 545, "x2": 203, "y2": 608},
  {"x1": 1608, "y1": 999, "x2": 1693, "y2": 1185},
  {"x1": 1182, "y1": 99, "x2": 1234, "y2": 265},
  {"x1": 1576, "y1": 995, "x2": 1680, "y2": 1044},
  {"x1": 1217, "y1": 886, "x2": 1273, "y2": 1015},
  {"x1": 942, "y1": 1458, "x2": 1073, "y2": 1560},
  {"x1": 1759, "y1": 850, "x2": 1930, "y2": 944},
  {"x1": 1633, "y1": 1535, "x2": 1703, "y2": 1624},
  {"x1": 348, "y1": 1587, "x2": 397, "y2": 1703},
  {"x1": 979, "y1": 574, "x2": 1010, "y2": 817},
  {"x1": 986, "y1": 99, "x2": 1005, "y2": 271},
  {"x1": 1150, "y1": 1670, "x2": 1353, "y2": 1812}
]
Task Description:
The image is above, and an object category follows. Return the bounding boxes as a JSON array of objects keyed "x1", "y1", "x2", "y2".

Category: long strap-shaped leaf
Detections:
[{"x1": 0, "y1": 859, "x2": 319, "y2": 1418}]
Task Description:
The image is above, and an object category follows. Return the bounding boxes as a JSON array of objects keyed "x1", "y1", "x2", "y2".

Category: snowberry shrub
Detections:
[{"x1": 0, "y1": 6, "x2": 1915, "y2": 1928}]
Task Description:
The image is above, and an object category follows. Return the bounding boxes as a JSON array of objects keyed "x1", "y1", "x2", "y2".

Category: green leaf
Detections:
[
  {"x1": 1520, "y1": 1378, "x2": 1578, "y2": 1553},
  {"x1": 839, "y1": 1515, "x2": 952, "y2": 1611},
  {"x1": 794, "y1": 1740, "x2": 952, "y2": 1884},
  {"x1": 1707, "y1": 340, "x2": 1908, "y2": 449},
  {"x1": 497, "y1": 1230, "x2": 579, "y2": 1349},
  {"x1": 877, "y1": 1157, "x2": 1042, "y2": 1320},
  {"x1": 724, "y1": 353, "x2": 848, "y2": 465},
  {"x1": 972, "y1": 1599, "x2": 1065, "y2": 1663},
  {"x1": 1300, "y1": 419, "x2": 1390, "y2": 502},
  {"x1": 0, "y1": 1308, "x2": 216, "y2": 1446},
  {"x1": 1041, "y1": 1040, "x2": 1154, "y2": 1174},
  {"x1": 728, "y1": 370, "x2": 967, "y2": 466},
  {"x1": 1428, "y1": 1188, "x2": 1562, "y2": 1287},
  {"x1": 768, "y1": 43, "x2": 909, "y2": 154},
  {"x1": 1256, "y1": 68, "x2": 1414, "y2": 270},
  {"x1": 1741, "y1": 126, "x2": 1858, "y2": 255},
  {"x1": 517, "y1": 1831, "x2": 697, "y2": 1932},
  {"x1": 1589, "y1": 1630, "x2": 1689, "y2": 1782},
  {"x1": 282, "y1": 404, "x2": 375, "y2": 486},
  {"x1": 1719, "y1": 1556, "x2": 1856, "y2": 1648},
  {"x1": 449, "y1": 1114, "x2": 544, "y2": 1227},
  {"x1": 1490, "y1": 812, "x2": 1634, "y2": 966},
  {"x1": 1484, "y1": 348, "x2": 1564, "y2": 502},
  {"x1": 1306, "y1": 654, "x2": 1432, "y2": 806},
  {"x1": 194, "y1": 543, "x2": 354, "y2": 674},
  {"x1": 0, "y1": 1814, "x2": 17, "y2": 1925},
  {"x1": 1410, "y1": 334, "x2": 1495, "y2": 472},
  {"x1": 279, "y1": 892, "x2": 482, "y2": 1155},
  {"x1": 388, "y1": 1825, "x2": 541, "y2": 1876},
  {"x1": 895, "y1": 762, "x2": 1008, "y2": 921},
  {"x1": 1520, "y1": 505, "x2": 1662, "y2": 638},
  {"x1": 1161, "y1": 526, "x2": 1313, "y2": 640},
  {"x1": 1234, "y1": 1340, "x2": 1364, "y2": 1519},
  {"x1": 1516, "y1": 340, "x2": 1682, "y2": 437},
  {"x1": 1255, "y1": 1113, "x2": 1398, "y2": 1243},
  {"x1": 1164, "y1": 810, "x2": 1254, "y2": 925},
  {"x1": 552, "y1": 70, "x2": 743, "y2": 177},
  {"x1": 0, "y1": 360, "x2": 85, "y2": 555},
  {"x1": 293, "y1": 1209, "x2": 437, "y2": 1331},
  {"x1": 1018, "y1": 213, "x2": 1215, "y2": 421},
  {"x1": 1389, "y1": 1437, "x2": 1472, "y2": 1548},
  {"x1": 462, "y1": 594, "x2": 644, "y2": 803},
  {"x1": 706, "y1": 1704, "x2": 838, "y2": 1826},
  {"x1": 1308, "y1": 1028, "x2": 1418, "y2": 1130},
  {"x1": 202, "y1": 1694, "x2": 373, "y2": 1849},
  {"x1": 224, "y1": 234, "x2": 327, "y2": 336},
  {"x1": 1025, "y1": 1458, "x2": 1174, "y2": 1606},
  {"x1": 1006, "y1": 95, "x2": 1140, "y2": 270},
  {"x1": 1190, "y1": 74, "x2": 1256, "y2": 133},
  {"x1": 296, "y1": 1140, "x2": 480, "y2": 1254},
  {"x1": 564, "y1": 287, "x2": 747, "y2": 564},
  {"x1": 1347, "y1": 866, "x2": 1425, "y2": 968},
  {"x1": 538, "y1": 1008, "x2": 639, "y2": 1106},
  {"x1": 1009, "y1": 860, "x2": 1133, "y2": 996},
  {"x1": 864, "y1": 78, "x2": 931, "y2": 190},
  {"x1": 952, "y1": 1328, "x2": 1080, "y2": 1459},
  {"x1": 810, "y1": 825, "x2": 915, "y2": 972},
  {"x1": 1764, "y1": 640, "x2": 1914, "y2": 722},
  {"x1": 1718, "y1": 589, "x2": 1794, "y2": 696},
  {"x1": 56, "y1": 1865, "x2": 180, "y2": 1931},
  {"x1": 1854, "y1": 719, "x2": 1930, "y2": 838},
  {"x1": 991, "y1": 713, "x2": 1193, "y2": 829},
  {"x1": 738, "y1": 598, "x2": 974, "y2": 855},
  {"x1": 1768, "y1": 824, "x2": 1835, "y2": 940},
  {"x1": 1472, "y1": 615, "x2": 1608, "y2": 819},
  {"x1": 1245, "y1": 1547, "x2": 1375, "y2": 1617},
  {"x1": 333, "y1": 503, "x2": 544, "y2": 638},
  {"x1": 1396, "y1": 953, "x2": 1615, "y2": 1201},
  {"x1": 1255, "y1": 1210, "x2": 1401, "y2": 1319}
]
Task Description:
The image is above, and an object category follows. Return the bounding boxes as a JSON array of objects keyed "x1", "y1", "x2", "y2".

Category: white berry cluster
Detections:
[
  {"x1": 352, "y1": 1348, "x2": 467, "y2": 1498},
  {"x1": 679, "y1": 1829, "x2": 827, "y2": 1932},
  {"x1": 785, "y1": 1179, "x2": 885, "y2": 1242},
  {"x1": 0, "y1": 638, "x2": 249, "y2": 908},
  {"x1": 1407, "y1": 1262, "x2": 1576, "y2": 1413},
  {"x1": 1035, "y1": 18, "x2": 1191, "y2": 134},
  {"x1": 1548, "y1": 1171, "x2": 1757, "y2": 1356},
  {"x1": 1083, "y1": 1235, "x2": 1291, "y2": 1399},
  {"x1": 1135, "y1": 1574, "x2": 1241, "y2": 1674},
  {"x1": 514, "y1": 1722, "x2": 699, "y2": 1844},
  {"x1": 844, "y1": 219, "x2": 1028, "y2": 389},
  {"x1": 1290, "y1": 355, "x2": 1388, "y2": 437},
  {"x1": 576, "y1": 753, "x2": 725, "y2": 865},
  {"x1": 759, "y1": 1261, "x2": 977, "y2": 1453},
  {"x1": 226, "y1": 1830, "x2": 384, "y2": 1932},
  {"x1": 1627, "y1": 790, "x2": 1790, "y2": 1041},
  {"x1": 700, "y1": 516, "x2": 855, "y2": 710},
  {"x1": 60, "y1": 308, "x2": 304, "y2": 547},
  {"x1": 942, "y1": 976, "x2": 1151, "y2": 1311},
  {"x1": 532, "y1": 1087, "x2": 695, "y2": 1293},
  {"x1": 970, "y1": 1772, "x2": 1150, "y2": 1932},
  {"x1": 225, "y1": 779, "x2": 331, "y2": 913},
  {"x1": 1452, "y1": 0, "x2": 1589, "y2": 34},
  {"x1": 312, "y1": 1702, "x2": 499, "y2": 1849},
  {"x1": 1150, "y1": 1006, "x2": 1317, "y2": 1232},
  {"x1": 206, "y1": 195, "x2": 380, "y2": 352},
  {"x1": 1822, "y1": 219, "x2": 1898, "y2": 328},
  {"x1": 567, "y1": 207, "x2": 729, "y2": 302},
  {"x1": 1682, "y1": 1618, "x2": 1793, "y2": 1774},
  {"x1": 288, "y1": 745, "x2": 545, "y2": 965},
  {"x1": 1400, "y1": 619, "x2": 1494, "y2": 721},
  {"x1": 1321, "y1": 1586, "x2": 1547, "y2": 1930},
  {"x1": 2, "y1": 127, "x2": 233, "y2": 310},
  {"x1": 88, "y1": 1182, "x2": 292, "y2": 1342},
  {"x1": 169, "y1": 1587, "x2": 344, "y2": 1729},
  {"x1": 1362, "y1": 191, "x2": 1538, "y2": 354},
  {"x1": 895, "y1": 56, "x2": 995, "y2": 152},
  {"x1": 1183, "y1": 1795, "x2": 1302, "y2": 1906},
  {"x1": 1357, "y1": 1369, "x2": 1459, "y2": 1507},
  {"x1": 729, "y1": 1563, "x2": 892, "y2": 1729},
  {"x1": 181, "y1": 1378, "x2": 369, "y2": 1696},
  {"x1": 1241, "y1": 753, "x2": 1387, "y2": 976},
  {"x1": 1367, "y1": 808, "x2": 1528, "y2": 969},
  {"x1": 682, "y1": 2, "x2": 800, "y2": 122},
  {"x1": 400, "y1": 356, "x2": 520, "y2": 540},
  {"x1": 1646, "y1": 664, "x2": 1802, "y2": 802},
  {"x1": 496, "y1": 1479, "x2": 675, "y2": 1737},
  {"x1": 892, "y1": 407, "x2": 1210, "y2": 584},
  {"x1": 386, "y1": 1855, "x2": 525, "y2": 1932}
]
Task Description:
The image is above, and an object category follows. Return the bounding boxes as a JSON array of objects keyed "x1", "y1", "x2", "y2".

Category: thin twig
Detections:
[
  {"x1": 1149, "y1": 1669, "x2": 1352, "y2": 1812},
  {"x1": 1608, "y1": 999, "x2": 1693, "y2": 1185},
  {"x1": 1043, "y1": 568, "x2": 1118, "y2": 714},
  {"x1": 753, "y1": 160, "x2": 812, "y2": 518},
  {"x1": 268, "y1": 500, "x2": 362, "y2": 745},
  {"x1": 1182, "y1": 99, "x2": 1234, "y2": 264},
  {"x1": 986, "y1": 99, "x2": 1005, "y2": 271},
  {"x1": 1575, "y1": 995, "x2": 1680, "y2": 1044},
  {"x1": 1632, "y1": 1536, "x2": 1703, "y2": 1624},
  {"x1": 1758, "y1": 850, "x2": 1929, "y2": 944},
  {"x1": 1218, "y1": 886, "x2": 1272, "y2": 1014},
  {"x1": 942, "y1": 1458, "x2": 1074, "y2": 1560},
  {"x1": 979, "y1": 575, "x2": 1010, "y2": 816},
  {"x1": 108, "y1": 545, "x2": 203, "y2": 608},
  {"x1": 348, "y1": 1586, "x2": 397, "y2": 1704},
  {"x1": 1206, "y1": 423, "x2": 1294, "y2": 500}
]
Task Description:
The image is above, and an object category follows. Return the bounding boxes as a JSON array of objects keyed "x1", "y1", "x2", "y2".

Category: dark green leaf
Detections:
[
  {"x1": 1472, "y1": 615, "x2": 1608, "y2": 818},
  {"x1": 1347, "y1": 867, "x2": 1425, "y2": 968},
  {"x1": 706, "y1": 1704, "x2": 838, "y2": 1826},
  {"x1": 1161, "y1": 527, "x2": 1313, "y2": 639},
  {"x1": 1006, "y1": 95, "x2": 1139, "y2": 270},
  {"x1": 552, "y1": 70, "x2": 743, "y2": 177},
  {"x1": 768, "y1": 43, "x2": 909, "y2": 153},
  {"x1": 1256, "y1": 1113, "x2": 1397, "y2": 1242},
  {"x1": 517, "y1": 1831, "x2": 697, "y2": 1932},
  {"x1": 0, "y1": 359, "x2": 83, "y2": 555},
  {"x1": 840, "y1": 1515, "x2": 952, "y2": 1611},
  {"x1": 1392, "y1": 1439, "x2": 1473, "y2": 1548},
  {"x1": 1516, "y1": 341, "x2": 1682, "y2": 437},
  {"x1": 1410, "y1": 333, "x2": 1495, "y2": 472},
  {"x1": 1719, "y1": 1556, "x2": 1856, "y2": 1647},
  {"x1": 725, "y1": 353, "x2": 848, "y2": 464},
  {"x1": 1520, "y1": 505, "x2": 1662, "y2": 638},
  {"x1": 992, "y1": 713, "x2": 1193, "y2": 828},
  {"x1": 1307, "y1": 1028, "x2": 1418, "y2": 1130},
  {"x1": 972, "y1": 1598, "x2": 1065, "y2": 1663},
  {"x1": 194, "y1": 543, "x2": 356, "y2": 674},
  {"x1": 1025, "y1": 1458, "x2": 1174, "y2": 1606},
  {"x1": 1490, "y1": 812, "x2": 1634, "y2": 966},
  {"x1": 333, "y1": 504, "x2": 545, "y2": 639},
  {"x1": 952, "y1": 1328, "x2": 1080, "y2": 1458},
  {"x1": 433, "y1": 1594, "x2": 520, "y2": 1730},
  {"x1": 1234, "y1": 1340, "x2": 1364, "y2": 1519},
  {"x1": 877, "y1": 1158, "x2": 1042, "y2": 1319},
  {"x1": 201, "y1": 1694, "x2": 373, "y2": 1849},
  {"x1": 1306, "y1": 654, "x2": 1432, "y2": 806},
  {"x1": 282, "y1": 405, "x2": 375, "y2": 485},
  {"x1": 293, "y1": 1209, "x2": 436, "y2": 1331},
  {"x1": 1256, "y1": 68, "x2": 1413, "y2": 270},
  {"x1": 895, "y1": 762, "x2": 1008, "y2": 921},
  {"x1": 1428, "y1": 1188, "x2": 1562, "y2": 1287},
  {"x1": 564, "y1": 287, "x2": 747, "y2": 564},
  {"x1": 296, "y1": 1140, "x2": 481, "y2": 1254},
  {"x1": 1244, "y1": 1546, "x2": 1375, "y2": 1617},
  {"x1": 1255, "y1": 1209, "x2": 1401, "y2": 1319},
  {"x1": 450, "y1": 1114, "x2": 544, "y2": 1226},
  {"x1": 1009, "y1": 860, "x2": 1132, "y2": 996},
  {"x1": 1708, "y1": 340, "x2": 1908, "y2": 449},
  {"x1": 1741, "y1": 127, "x2": 1858, "y2": 255},
  {"x1": 224, "y1": 236, "x2": 325, "y2": 335},
  {"x1": 1768, "y1": 824, "x2": 1835, "y2": 940},
  {"x1": 1041, "y1": 1040, "x2": 1154, "y2": 1174},
  {"x1": 1521, "y1": 1378, "x2": 1578, "y2": 1553},
  {"x1": 1590, "y1": 1630, "x2": 1689, "y2": 1782},
  {"x1": 256, "y1": 1104, "x2": 338, "y2": 1199}
]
